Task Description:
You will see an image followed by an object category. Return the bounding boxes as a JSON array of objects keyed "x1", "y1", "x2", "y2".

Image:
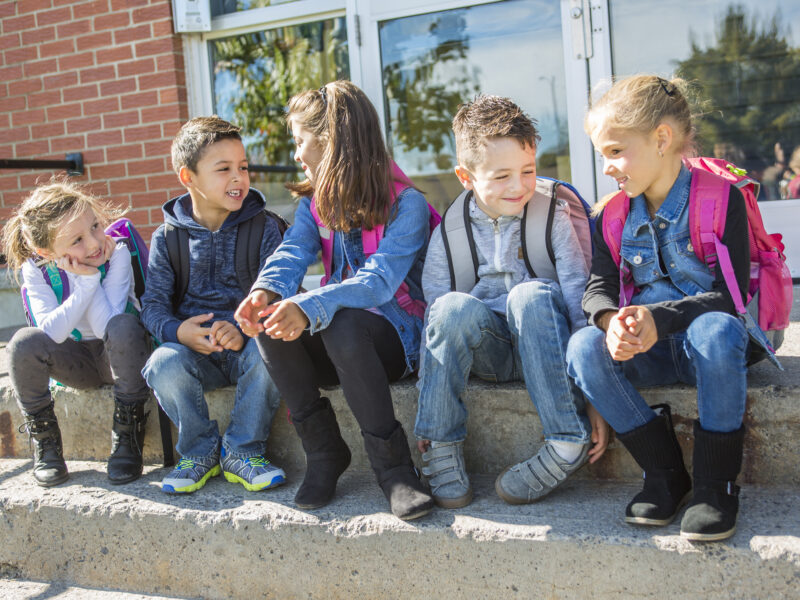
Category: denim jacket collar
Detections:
[{"x1": 628, "y1": 164, "x2": 692, "y2": 234}]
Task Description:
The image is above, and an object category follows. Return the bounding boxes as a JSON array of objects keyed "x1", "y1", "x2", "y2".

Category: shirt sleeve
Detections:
[
  {"x1": 84, "y1": 243, "x2": 134, "y2": 338},
  {"x1": 550, "y1": 201, "x2": 590, "y2": 332},
  {"x1": 140, "y1": 225, "x2": 182, "y2": 344},
  {"x1": 21, "y1": 260, "x2": 101, "y2": 343}
]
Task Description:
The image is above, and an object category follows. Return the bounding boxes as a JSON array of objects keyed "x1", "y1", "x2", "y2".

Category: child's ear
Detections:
[
  {"x1": 454, "y1": 165, "x2": 473, "y2": 190},
  {"x1": 34, "y1": 247, "x2": 55, "y2": 260},
  {"x1": 178, "y1": 166, "x2": 194, "y2": 189},
  {"x1": 655, "y1": 122, "x2": 674, "y2": 155}
]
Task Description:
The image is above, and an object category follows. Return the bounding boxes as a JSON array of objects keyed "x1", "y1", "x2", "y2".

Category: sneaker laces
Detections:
[
  {"x1": 175, "y1": 458, "x2": 197, "y2": 471},
  {"x1": 246, "y1": 456, "x2": 270, "y2": 468}
]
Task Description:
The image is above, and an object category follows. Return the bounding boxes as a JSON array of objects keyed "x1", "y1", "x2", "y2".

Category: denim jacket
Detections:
[
  {"x1": 251, "y1": 188, "x2": 430, "y2": 373},
  {"x1": 624, "y1": 165, "x2": 715, "y2": 306}
]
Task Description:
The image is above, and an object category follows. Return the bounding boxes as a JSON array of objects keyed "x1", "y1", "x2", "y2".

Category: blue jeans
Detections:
[
  {"x1": 566, "y1": 311, "x2": 749, "y2": 434},
  {"x1": 142, "y1": 337, "x2": 280, "y2": 460},
  {"x1": 414, "y1": 281, "x2": 591, "y2": 444}
]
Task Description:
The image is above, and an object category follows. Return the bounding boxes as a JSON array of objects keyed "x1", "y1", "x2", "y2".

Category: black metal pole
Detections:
[{"x1": 0, "y1": 153, "x2": 84, "y2": 176}]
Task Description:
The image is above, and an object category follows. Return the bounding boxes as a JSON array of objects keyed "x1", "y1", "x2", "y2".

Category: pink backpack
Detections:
[
  {"x1": 309, "y1": 162, "x2": 441, "y2": 319},
  {"x1": 602, "y1": 157, "x2": 792, "y2": 364}
]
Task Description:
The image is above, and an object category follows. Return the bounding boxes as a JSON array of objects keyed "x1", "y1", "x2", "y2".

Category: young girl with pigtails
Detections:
[
  {"x1": 566, "y1": 74, "x2": 775, "y2": 542},
  {"x1": 3, "y1": 180, "x2": 151, "y2": 487},
  {"x1": 235, "y1": 80, "x2": 434, "y2": 520}
]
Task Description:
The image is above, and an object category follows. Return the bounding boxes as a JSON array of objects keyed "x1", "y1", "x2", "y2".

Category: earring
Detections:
[{"x1": 658, "y1": 150, "x2": 664, "y2": 158}]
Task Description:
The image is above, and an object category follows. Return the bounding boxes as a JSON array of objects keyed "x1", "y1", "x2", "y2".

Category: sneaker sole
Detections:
[
  {"x1": 433, "y1": 488, "x2": 473, "y2": 509},
  {"x1": 625, "y1": 491, "x2": 692, "y2": 526},
  {"x1": 223, "y1": 470, "x2": 286, "y2": 492},
  {"x1": 161, "y1": 464, "x2": 221, "y2": 494},
  {"x1": 680, "y1": 524, "x2": 737, "y2": 542}
]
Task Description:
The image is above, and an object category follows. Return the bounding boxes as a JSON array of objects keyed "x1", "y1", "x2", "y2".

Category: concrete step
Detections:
[
  {"x1": 1, "y1": 316, "x2": 799, "y2": 485},
  {"x1": 0, "y1": 577, "x2": 192, "y2": 600},
  {"x1": 0, "y1": 458, "x2": 797, "y2": 599}
]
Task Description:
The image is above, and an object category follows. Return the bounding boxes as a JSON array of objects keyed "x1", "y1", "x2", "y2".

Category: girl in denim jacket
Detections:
[
  {"x1": 235, "y1": 80, "x2": 434, "y2": 520},
  {"x1": 566, "y1": 75, "x2": 753, "y2": 541}
]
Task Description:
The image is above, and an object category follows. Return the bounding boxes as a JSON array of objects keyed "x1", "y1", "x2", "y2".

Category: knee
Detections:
[
  {"x1": 507, "y1": 280, "x2": 555, "y2": 312},
  {"x1": 566, "y1": 326, "x2": 606, "y2": 376},
  {"x1": 7, "y1": 327, "x2": 50, "y2": 361},
  {"x1": 142, "y1": 343, "x2": 193, "y2": 386},
  {"x1": 321, "y1": 310, "x2": 368, "y2": 359},
  {"x1": 686, "y1": 312, "x2": 748, "y2": 362},
  {"x1": 428, "y1": 292, "x2": 484, "y2": 327},
  {"x1": 104, "y1": 313, "x2": 146, "y2": 342}
]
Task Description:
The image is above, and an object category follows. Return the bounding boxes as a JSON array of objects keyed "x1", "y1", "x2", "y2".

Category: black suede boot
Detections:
[
  {"x1": 617, "y1": 404, "x2": 692, "y2": 526},
  {"x1": 362, "y1": 422, "x2": 434, "y2": 521},
  {"x1": 18, "y1": 403, "x2": 69, "y2": 487},
  {"x1": 108, "y1": 400, "x2": 148, "y2": 485},
  {"x1": 680, "y1": 421, "x2": 744, "y2": 542},
  {"x1": 292, "y1": 398, "x2": 352, "y2": 509}
]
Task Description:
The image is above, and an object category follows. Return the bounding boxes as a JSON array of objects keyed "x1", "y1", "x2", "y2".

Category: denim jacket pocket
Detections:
[{"x1": 620, "y1": 243, "x2": 660, "y2": 286}]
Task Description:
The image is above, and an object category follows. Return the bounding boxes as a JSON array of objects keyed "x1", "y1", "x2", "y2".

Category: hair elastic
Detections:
[
  {"x1": 319, "y1": 85, "x2": 328, "y2": 106},
  {"x1": 658, "y1": 77, "x2": 676, "y2": 97}
]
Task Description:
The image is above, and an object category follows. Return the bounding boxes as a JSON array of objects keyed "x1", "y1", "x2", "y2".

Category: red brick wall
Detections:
[{"x1": 0, "y1": 0, "x2": 188, "y2": 244}]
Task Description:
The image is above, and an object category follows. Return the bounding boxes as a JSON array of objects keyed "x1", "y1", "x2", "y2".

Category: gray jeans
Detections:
[{"x1": 8, "y1": 313, "x2": 151, "y2": 415}]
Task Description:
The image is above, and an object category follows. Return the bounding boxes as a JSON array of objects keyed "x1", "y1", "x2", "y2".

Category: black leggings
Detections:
[{"x1": 256, "y1": 308, "x2": 407, "y2": 438}]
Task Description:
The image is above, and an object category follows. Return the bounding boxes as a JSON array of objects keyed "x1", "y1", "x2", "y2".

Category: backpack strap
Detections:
[
  {"x1": 441, "y1": 189, "x2": 479, "y2": 292},
  {"x1": 233, "y1": 208, "x2": 290, "y2": 294},
  {"x1": 601, "y1": 191, "x2": 635, "y2": 307},
  {"x1": 521, "y1": 177, "x2": 558, "y2": 281},
  {"x1": 164, "y1": 224, "x2": 190, "y2": 311}
]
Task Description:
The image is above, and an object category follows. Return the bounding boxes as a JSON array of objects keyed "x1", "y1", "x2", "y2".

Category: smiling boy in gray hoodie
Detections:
[
  {"x1": 141, "y1": 117, "x2": 285, "y2": 494},
  {"x1": 414, "y1": 95, "x2": 608, "y2": 508}
]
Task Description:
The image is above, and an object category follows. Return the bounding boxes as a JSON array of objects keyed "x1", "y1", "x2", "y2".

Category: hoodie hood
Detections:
[{"x1": 162, "y1": 187, "x2": 267, "y2": 231}]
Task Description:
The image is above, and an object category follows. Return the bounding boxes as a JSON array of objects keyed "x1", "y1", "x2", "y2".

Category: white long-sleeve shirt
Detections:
[{"x1": 21, "y1": 242, "x2": 136, "y2": 343}]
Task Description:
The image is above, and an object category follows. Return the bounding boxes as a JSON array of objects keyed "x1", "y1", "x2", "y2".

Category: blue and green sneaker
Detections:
[
  {"x1": 161, "y1": 458, "x2": 221, "y2": 494},
  {"x1": 221, "y1": 448, "x2": 286, "y2": 492}
]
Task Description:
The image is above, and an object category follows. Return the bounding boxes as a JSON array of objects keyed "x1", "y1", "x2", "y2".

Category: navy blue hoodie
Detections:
[{"x1": 141, "y1": 188, "x2": 282, "y2": 344}]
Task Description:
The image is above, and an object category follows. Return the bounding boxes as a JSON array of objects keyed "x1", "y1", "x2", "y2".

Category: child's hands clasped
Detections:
[
  {"x1": 234, "y1": 289, "x2": 277, "y2": 337},
  {"x1": 601, "y1": 305, "x2": 658, "y2": 361},
  {"x1": 262, "y1": 300, "x2": 309, "y2": 342},
  {"x1": 177, "y1": 313, "x2": 243, "y2": 355}
]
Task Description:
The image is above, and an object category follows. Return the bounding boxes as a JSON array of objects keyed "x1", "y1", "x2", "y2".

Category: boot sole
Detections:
[
  {"x1": 397, "y1": 504, "x2": 434, "y2": 521},
  {"x1": 108, "y1": 472, "x2": 143, "y2": 486},
  {"x1": 34, "y1": 472, "x2": 69, "y2": 487},
  {"x1": 625, "y1": 491, "x2": 692, "y2": 526},
  {"x1": 680, "y1": 524, "x2": 737, "y2": 542}
]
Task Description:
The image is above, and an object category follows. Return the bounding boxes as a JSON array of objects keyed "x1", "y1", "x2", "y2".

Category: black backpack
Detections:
[{"x1": 164, "y1": 208, "x2": 289, "y2": 310}]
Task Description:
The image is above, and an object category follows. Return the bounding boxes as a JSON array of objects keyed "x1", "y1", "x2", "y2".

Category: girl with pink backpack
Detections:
[
  {"x1": 234, "y1": 80, "x2": 434, "y2": 520},
  {"x1": 566, "y1": 75, "x2": 790, "y2": 542},
  {"x1": 3, "y1": 180, "x2": 152, "y2": 487}
]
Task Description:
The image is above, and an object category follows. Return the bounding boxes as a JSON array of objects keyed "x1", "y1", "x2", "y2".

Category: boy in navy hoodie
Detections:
[{"x1": 141, "y1": 117, "x2": 285, "y2": 494}]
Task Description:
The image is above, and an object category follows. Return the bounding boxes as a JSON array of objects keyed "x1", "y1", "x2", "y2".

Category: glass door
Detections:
[{"x1": 357, "y1": 0, "x2": 595, "y2": 214}]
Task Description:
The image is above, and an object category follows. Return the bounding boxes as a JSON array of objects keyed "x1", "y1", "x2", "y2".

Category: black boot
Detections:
[
  {"x1": 108, "y1": 400, "x2": 148, "y2": 485},
  {"x1": 680, "y1": 421, "x2": 744, "y2": 542},
  {"x1": 18, "y1": 404, "x2": 69, "y2": 487},
  {"x1": 292, "y1": 398, "x2": 352, "y2": 509},
  {"x1": 362, "y1": 422, "x2": 434, "y2": 521},
  {"x1": 617, "y1": 404, "x2": 692, "y2": 526}
]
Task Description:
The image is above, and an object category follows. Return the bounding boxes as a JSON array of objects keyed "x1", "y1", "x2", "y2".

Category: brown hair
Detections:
[
  {"x1": 171, "y1": 116, "x2": 242, "y2": 174},
  {"x1": 452, "y1": 94, "x2": 541, "y2": 170},
  {"x1": 2, "y1": 179, "x2": 124, "y2": 280},
  {"x1": 585, "y1": 74, "x2": 695, "y2": 154},
  {"x1": 286, "y1": 80, "x2": 397, "y2": 232}
]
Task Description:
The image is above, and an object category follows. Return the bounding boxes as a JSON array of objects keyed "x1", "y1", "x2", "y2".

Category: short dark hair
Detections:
[
  {"x1": 171, "y1": 116, "x2": 242, "y2": 173},
  {"x1": 452, "y1": 94, "x2": 540, "y2": 170}
]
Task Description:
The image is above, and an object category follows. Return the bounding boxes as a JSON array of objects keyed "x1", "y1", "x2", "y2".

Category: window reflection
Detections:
[
  {"x1": 211, "y1": 1, "x2": 297, "y2": 17},
  {"x1": 609, "y1": 0, "x2": 800, "y2": 200},
  {"x1": 209, "y1": 18, "x2": 349, "y2": 215},
  {"x1": 379, "y1": 0, "x2": 571, "y2": 213}
]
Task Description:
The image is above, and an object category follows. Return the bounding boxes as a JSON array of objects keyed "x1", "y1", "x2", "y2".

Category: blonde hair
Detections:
[
  {"x1": 2, "y1": 179, "x2": 124, "y2": 280},
  {"x1": 586, "y1": 74, "x2": 697, "y2": 214},
  {"x1": 585, "y1": 74, "x2": 696, "y2": 154},
  {"x1": 453, "y1": 94, "x2": 540, "y2": 170}
]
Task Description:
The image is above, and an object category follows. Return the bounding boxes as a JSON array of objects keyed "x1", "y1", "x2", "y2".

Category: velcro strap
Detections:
[
  {"x1": 695, "y1": 479, "x2": 740, "y2": 496},
  {"x1": 519, "y1": 447, "x2": 567, "y2": 491}
]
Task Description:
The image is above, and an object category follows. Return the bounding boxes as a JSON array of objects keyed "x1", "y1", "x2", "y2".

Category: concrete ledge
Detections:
[
  {"x1": 2, "y1": 370, "x2": 799, "y2": 485},
  {"x1": 0, "y1": 459, "x2": 797, "y2": 599}
]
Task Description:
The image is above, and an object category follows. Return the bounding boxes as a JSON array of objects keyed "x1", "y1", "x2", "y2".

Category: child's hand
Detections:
[
  {"x1": 262, "y1": 300, "x2": 309, "y2": 341},
  {"x1": 617, "y1": 305, "x2": 657, "y2": 353},
  {"x1": 210, "y1": 320, "x2": 244, "y2": 352},
  {"x1": 235, "y1": 289, "x2": 278, "y2": 337},
  {"x1": 417, "y1": 439, "x2": 431, "y2": 454},
  {"x1": 102, "y1": 235, "x2": 116, "y2": 262},
  {"x1": 56, "y1": 254, "x2": 99, "y2": 277},
  {"x1": 177, "y1": 313, "x2": 222, "y2": 355},
  {"x1": 586, "y1": 403, "x2": 610, "y2": 464}
]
